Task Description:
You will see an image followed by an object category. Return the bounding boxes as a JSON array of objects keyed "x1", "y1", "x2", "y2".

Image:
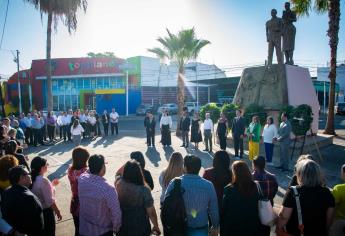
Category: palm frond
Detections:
[
  {"x1": 291, "y1": 0, "x2": 312, "y2": 16},
  {"x1": 147, "y1": 47, "x2": 168, "y2": 60},
  {"x1": 314, "y1": 0, "x2": 328, "y2": 14}
]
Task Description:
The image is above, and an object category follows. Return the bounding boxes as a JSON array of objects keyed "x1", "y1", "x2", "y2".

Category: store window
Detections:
[
  {"x1": 71, "y1": 95, "x2": 78, "y2": 110},
  {"x1": 84, "y1": 79, "x2": 90, "y2": 89},
  {"x1": 97, "y1": 78, "x2": 104, "y2": 89},
  {"x1": 90, "y1": 78, "x2": 96, "y2": 89},
  {"x1": 65, "y1": 95, "x2": 71, "y2": 110},
  {"x1": 52, "y1": 80, "x2": 58, "y2": 93},
  {"x1": 58, "y1": 95, "x2": 64, "y2": 111},
  {"x1": 77, "y1": 79, "x2": 83, "y2": 89},
  {"x1": 58, "y1": 80, "x2": 64, "y2": 92},
  {"x1": 53, "y1": 96, "x2": 58, "y2": 111},
  {"x1": 104, "y1": 77, "x2": 110, "y2": 88}
]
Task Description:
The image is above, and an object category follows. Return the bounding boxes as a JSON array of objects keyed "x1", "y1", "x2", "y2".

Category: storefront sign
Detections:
[{"x1": 68, "y1": 60, "x2": 119, "y2": 72}]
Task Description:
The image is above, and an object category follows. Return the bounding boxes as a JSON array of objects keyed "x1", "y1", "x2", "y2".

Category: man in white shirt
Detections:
[
  {"x1": 203, "y1": 113, "x2": 214, "y2": 152},
  {"x1": 61, "y1": 112, "x2": 71, "y2": 141},
  {"x1": 23, "y1": 113, "x2": 33, "y2": 145},
  {"x1": 56, "y1": 112, "x2": 64, "y2": 140},
  {"x1": 110, "y1": 108, "x2": 119, "y2": 135}
]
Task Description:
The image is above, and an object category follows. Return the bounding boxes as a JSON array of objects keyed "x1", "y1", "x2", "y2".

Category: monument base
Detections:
[{"x1": 233, "y1": 64, "x2": 319, "y2": 131}]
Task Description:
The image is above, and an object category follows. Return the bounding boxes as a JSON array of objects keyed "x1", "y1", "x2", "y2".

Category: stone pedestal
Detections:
[{"x1": 233, "y1": 64, "x2": 319, "y2": 131}]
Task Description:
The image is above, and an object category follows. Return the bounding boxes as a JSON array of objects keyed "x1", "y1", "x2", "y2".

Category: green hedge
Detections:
[
  {"x1": 200, "y1": 103, "x2": 221, "y2": 123},
  {"x1": 221, "y1": 103, "x2": 239, "y2": 127},
  {"x1": 243, "y1": 104, "x2": 267, "y2": 126}
]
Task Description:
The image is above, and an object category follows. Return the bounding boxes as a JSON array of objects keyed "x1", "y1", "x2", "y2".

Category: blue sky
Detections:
[{"x1": 0, "y1": 0, "x2": 344, "y2": 77}]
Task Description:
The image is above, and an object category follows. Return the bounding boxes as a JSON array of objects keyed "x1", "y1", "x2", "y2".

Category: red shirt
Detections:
[{"x1": 67, "y1": 166, "x2": 87, "y2": 216}]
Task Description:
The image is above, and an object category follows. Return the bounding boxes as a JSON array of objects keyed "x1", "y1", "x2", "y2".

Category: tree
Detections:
[
  {"x1": 87, "y1": 52, "x2": 117, "y2": 58},
  {"x1": 25, "y1": 0, "x2": 88, "y2": 111},
  {"x1": 148, "y1": 28, "x2": 210, "y2": 118},
  {"x1": 291, "y1": 0, "x2": 340, "y2": 135}
]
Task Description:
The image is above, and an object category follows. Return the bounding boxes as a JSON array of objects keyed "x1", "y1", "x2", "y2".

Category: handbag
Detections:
[{"x1": 256, "y1": 182, "x2": 276, "y2": 226}]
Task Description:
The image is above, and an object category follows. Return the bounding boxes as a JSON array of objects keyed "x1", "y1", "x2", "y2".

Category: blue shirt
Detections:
[
  {"x1": 165, "y1": 174, "x2": 219, "y2": 228},
  {"x1": 31, "y1": 119, "x2": 43, "y2": 129}
]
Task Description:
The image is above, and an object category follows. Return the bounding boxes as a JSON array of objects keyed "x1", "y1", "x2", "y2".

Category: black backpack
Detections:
[{"x1": 161, "y1": 178, "x2": 187, "y2": 236}]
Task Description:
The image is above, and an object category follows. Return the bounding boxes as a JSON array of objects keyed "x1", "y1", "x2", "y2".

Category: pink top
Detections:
[
  {"x1": 31, "y1": 175, "x2": 55, "y2": 209},
  {"x1": 67, "y1": 166, "x2": 87, "y2": 216}
]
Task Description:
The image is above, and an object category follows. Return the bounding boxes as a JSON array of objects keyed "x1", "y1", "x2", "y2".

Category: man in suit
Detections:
[
  {"x1": 231, "y1": 109, "x2": 246, "y2": 159},
  {"x1": 144, "y1": 111, "x2": 156, "y2": 147},
  {"x1": 180, "y1": 107, "x2": 191, "y2": 148},
  {"x1": 274, "y1": 112, "x2": 292, "y2": 172}
]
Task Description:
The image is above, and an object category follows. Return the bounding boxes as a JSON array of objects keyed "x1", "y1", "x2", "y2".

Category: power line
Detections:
[{"x1": 0, "y1": 0, "x2": 9, "y2": 50}]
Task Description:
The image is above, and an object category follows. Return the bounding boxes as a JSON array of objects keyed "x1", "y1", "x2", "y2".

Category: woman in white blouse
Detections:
[
  {"x1": 160, "y1": 110, "x2": 172, "y2": 147},
  {"x1": 70, "y1": 119, "x2": 84, "y2": 146},
  {"x1": 262, "y1": 116, "x2": 278, "y2": 165}
]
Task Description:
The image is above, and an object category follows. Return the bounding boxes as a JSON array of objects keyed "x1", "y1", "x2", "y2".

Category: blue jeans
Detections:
[
  {"x1": 264, "y1": 142, "x2": 274, "y2": 163},
  {"x1": 187, "y1": 226, "x2": 208, "y2": 236}
]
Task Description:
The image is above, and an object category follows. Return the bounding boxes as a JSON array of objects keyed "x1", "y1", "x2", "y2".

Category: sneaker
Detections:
[
  {"x1": 203, "y1": 149, "x2": 209, "y2": 152},
  {"x1": 180, "y1": 144, "x2": 185, "y2": 147}
]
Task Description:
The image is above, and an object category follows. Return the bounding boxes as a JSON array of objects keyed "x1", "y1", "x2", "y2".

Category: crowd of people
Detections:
[
  {"x1": 0, "y1": 107, "x2": 344, "y2": 236},
  {"x1": 0, "y1": 145, "x2": 344, "y2": 236},
  {"x1": 1, "y1": 108, "x2": 120, "y2": 148}
]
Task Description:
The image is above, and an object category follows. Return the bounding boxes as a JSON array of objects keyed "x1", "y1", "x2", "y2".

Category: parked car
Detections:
[
  {"x1": 157, "y1": 103, "x2": 178, "y2": 114},
  {"x1": 136, "y1": 104, "x2": 153, "y2": 115},
  {"x1": 185, "y1": 102, "x2": 200, "y2": 114},
  {"x1": 336, "y1": 102, "x2": 345, "y2": 115}
]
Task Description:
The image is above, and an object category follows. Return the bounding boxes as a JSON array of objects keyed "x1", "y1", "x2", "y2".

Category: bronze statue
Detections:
[
  {"x1": 282, "y1": 2, "x2": 297, "y2": 65},
  {"x1": 266, "y1": 9, "x2": 283, "y2": 66}
]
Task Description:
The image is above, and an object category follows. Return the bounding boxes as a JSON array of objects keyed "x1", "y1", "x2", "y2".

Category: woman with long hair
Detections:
[
  {"x1": 216, "y1": 113, "x2": 228, "y2": 150},
  {"x1": 115, "y1": 160, "x2": 161, "y2": 236},
  {"x1": 159, "y1": 152, "x2": 184, "y2": 204},
  {"x1": 70, "y1": 119, "x2": 84, "y2": 146},
  {"x1": 67, "y1": 147, "x2": 90, "y2": 236},
  {"x1": 220, "y1": 161, "x2": 265, "y2": 235},
  {"x1": 203, "y1": 150, "x2": 232, "y2": 207},
  {"x1": 30, "y1": 156, "x2": 62, "y2": 236},
  {"x1": 190, "y1": 112, "x2": 202, "y2": 150}
]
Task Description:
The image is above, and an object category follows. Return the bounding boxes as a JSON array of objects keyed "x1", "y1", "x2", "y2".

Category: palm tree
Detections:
[
  {"x1": 24, "y1": 0, "x2": 88, "y2": 111},
  {"x1": 291, "y1": 0, "x2": 340, "y2": 135},
  {"x1": 148, "y1": 28, "x2": 210, "y2": 120}
]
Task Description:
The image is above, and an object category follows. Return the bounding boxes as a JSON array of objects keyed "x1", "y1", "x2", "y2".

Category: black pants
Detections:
[
  {"x1": 233, "y1": 136, "x2": 244, "y2": 158},
  {"x1": 146, "y1": 131, "x2": 155, "y2": 146},
  {"x1": 218, "y1": 134, "x2": 227, "y2": 150},
  {"x1": 33, "y1": 128, "x2": 43, "y2": 146},
  {"x1": 80, "y1": 122, "x2": 87, "y2": 138},
  {"x1": 111, "y1": 123, "x2": 118, "y2": 135},
  {"x1": 62, "y1": 125, "x2": 69, "y2": 140},
  {"x1": 103, "y1": 122, "x2": 109, "y2": 135},
  {"x1": 96, "y1": 122, "x2": 101, "y2": 135},
  {"x1": 68, "y1": 124, "x2": 72, "y2": 140},
  {"x1": 25, "y1": 127, "x2": 33, "y2": 144},
  {"x1": 72, "y1": 215, "x2": 79, "y2": 236},
  {"x1": 59, "y1": 126, "x2": 63, "y2": 139},
  {"x1": 47, "y1": 125, "x2": 55, "y2": 141},
  {"x1": 43, "y1": 207, "x2": 56, "y2": 236},
  {"x1": 41, "y1": 125, "x2": 47, "y2": 141}
]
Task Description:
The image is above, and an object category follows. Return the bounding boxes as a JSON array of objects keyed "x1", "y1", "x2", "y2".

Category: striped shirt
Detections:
[
  {"x1": 78, "y1": 171, "x2": 122, "y2": 236},
  {"x1": 165, "y1": 174, "x2": 219, "y2": 228}
]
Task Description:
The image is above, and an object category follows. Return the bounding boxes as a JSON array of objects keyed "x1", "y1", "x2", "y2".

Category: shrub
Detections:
[
  {"x1": 199, "y1": 103, "x2": 221, "y2": 124},
  {"x1": 243, "y1": 103, "x2": 267, "y2": 126},
  {"x1": 290, "y1": 104, "x2": 313, "y2": 136},
  {"x1": 278, "y1": 105, "x2": 294, "y2": 123},
  {"x1": 221, "y1": 103, "x2": 239, "y2": 127}
]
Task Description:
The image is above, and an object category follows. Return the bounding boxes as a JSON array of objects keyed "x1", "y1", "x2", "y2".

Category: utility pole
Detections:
[{"x1": 15, "y1": 50, "x2": 22, "y2": 113}]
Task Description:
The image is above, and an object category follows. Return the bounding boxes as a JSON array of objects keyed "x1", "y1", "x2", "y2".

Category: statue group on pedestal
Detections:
[{"x1": 266, "y1": 2, "x2": 296, "y2": 66}]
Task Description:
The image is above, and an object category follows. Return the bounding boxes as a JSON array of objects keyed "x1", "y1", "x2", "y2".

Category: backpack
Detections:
[{"x1": 161, "y1": 178, "x2": 187, "y2": 236}]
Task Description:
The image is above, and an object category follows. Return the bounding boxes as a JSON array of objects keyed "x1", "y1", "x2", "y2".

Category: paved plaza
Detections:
[{"x1": 23, "y1": 115, "x2": 345, "y2": 236}]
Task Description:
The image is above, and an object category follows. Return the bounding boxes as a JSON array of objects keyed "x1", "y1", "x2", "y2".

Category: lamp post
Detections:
[
  {"x1": 119, "y1": 61, "x2": 135, "y2": 116},
  {"x1": 14, "y1": 50, "x2": 22, "y2": 113}
]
